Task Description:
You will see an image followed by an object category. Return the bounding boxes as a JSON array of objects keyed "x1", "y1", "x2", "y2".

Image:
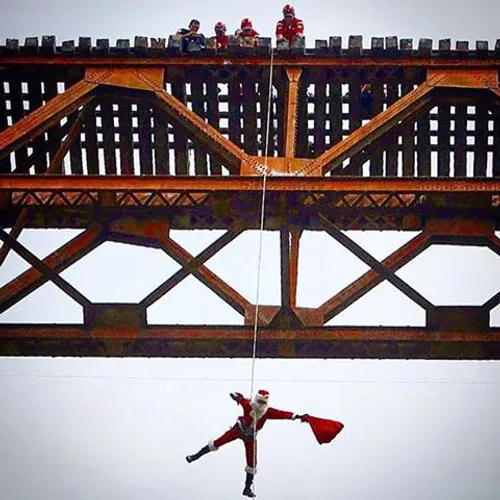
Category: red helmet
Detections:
[
  {"x1": 240, "y1": 17, "x2": 253, "y2": 30},
  {"x1": 283, "y1": 3, "x2": 295, "y2": 16},
  {"x1": 214, "y1": 21, "x2": 226, "y2": 33}
]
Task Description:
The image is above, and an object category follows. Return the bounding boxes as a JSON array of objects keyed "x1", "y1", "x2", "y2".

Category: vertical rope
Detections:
[{"x1": 249, "y1": 47, "x2": 274, "y2": 497}]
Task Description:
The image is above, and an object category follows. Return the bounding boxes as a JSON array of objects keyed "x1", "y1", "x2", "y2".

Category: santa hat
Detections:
[
  {"x1": 304, "y1": 415, "x2": 344, "y2": 445},
  {"x1": 253, "y1": 389, "x2": 269, "y2": 404}
]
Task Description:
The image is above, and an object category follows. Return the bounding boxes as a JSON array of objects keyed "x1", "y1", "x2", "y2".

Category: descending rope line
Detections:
[{"x1": 248, "y1": 47, "x2": 275, "y2": 496}]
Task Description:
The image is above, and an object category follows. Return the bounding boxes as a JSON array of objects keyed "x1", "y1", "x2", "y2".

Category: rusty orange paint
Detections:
[
  {"x1": 242, "y1": 157, "x2": 315, "y2": 176},
  {"x1": 0, "y1": 80, "x2": 96, "y2": 159},
  {"x1": 298, "y1": 80, "x2": 435, "y2": 176},
  {"x1": 154, "y1": 89, "x2": 248, "y2": 173},
  {"x1": 284, "y1": 68, "x2": 302, "y2": 159},
  {"x1": 426, "y1": 218, "x2": 495, "y2": 237},
  {"x1": 48, "y1": 103, "x2": 95, "y2": 173},
  {"x1": 0, "y1": 102, "x2": 96, "y2": 266},
  {"x1": 160, "y1": 236, "x2": 252, "y2": 315},
  {"x1": 427, "y1": 68, "x2": 499, "y2": 88},
  {"x1": 319, "y1": 232, "x2": 431, "y2": 320},
  {"x1": 1, "y1": 325, "x2": 499, "y2": 342},
  {"x1": 85, "y1": 67, "x2": 165, "y2": 91},
  {"x1": 110, "y1": 217, "x2": 170, "y2": 240},
  {"x1": 2, "y1": 55, "x2": 500, "y2": 68},
  {"x1": 2, "y1": 175, "x2": 499, "y2": 193},
  {"x1": 0, "y1": 225, "x2": 103, "y2": 312}
]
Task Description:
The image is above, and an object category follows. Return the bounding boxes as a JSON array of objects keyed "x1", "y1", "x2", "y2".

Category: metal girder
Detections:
[
  {"x1": 1, "y1": 175, "x2": 499, "y2": 193},
  {"x1": 487, "y1": 235, "x2": 500, "y2": 258},
  {"x1": 148, "y1": 236, "x2": 251, "y2": 316},
  {"x1": 0, "y1": 228, "x2": 92, "y2": 310},
  {"x1": 319, "y1": 231, "x2": 432, "y2": 322},
  {"x1": 1, "y1": 325, "x2": 500, "y2": 360},
  {"x1": 289, "y1": 229, "x2": 300, "y2": 309},
  {"x1": 154, "y1": 89, "x2": 247, "y2": 173},
  {"x1": 318, "y1": 214, "x2": 433, "y2": 311},
  {"x1": 2, "y1": 55, "x2": 500, "y2": 68},
  {"x1": 0, "y1": 101, "x2": 97, "y2": 266},
  {"x1": 0, "y1": 225, "x2": 103, "y2": 313},
  {"x1": 298, "y1": 79, "x2": 436, "y2": 175},
  {"x1": 0, "y1": 79, "x2": 96, "y2": 160},
  {"x1": 86, "y1": 67, "x2": 250, "y2": 174},
  {"x1": 137, "y1": 216, "x2": 254, "y2": 309},
  {"x1": 284, "y1": 68, "x2": 302, "y2": 158}
]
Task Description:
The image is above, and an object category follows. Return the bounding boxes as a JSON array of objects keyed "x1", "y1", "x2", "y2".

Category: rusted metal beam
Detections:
[
  {"x1": 137, "y1": 218, "x2": 252, "y2": 309},
  {"x1": 0, "y1": 101, "x2": 97, "y2": 266},
  {"x1": 299, "y1": 80, "x2": 436, "y2": 175},
  {"x1": 154, "y1": 236, "x2": 251, "y2": 315},
  {"x1": 108, "y1": 226, "x2": 253, "y2": 316},
  {"x1": 289, "y1": 229, "x2": 300, "y2": 309},
  {"x1": 486, "y1": 234, "x2": 500, "y2": 258},
  {"x1": 85, "y1": 67, "x2": 164, "y2": 91},
  {"x1": 0, "y1": 79, "x2": 96, "y2": 161},
  {"x1": 1, "y1": 55, "x2": 500, "y2": 68},
  {"x1": 428, "y1": 68, "x2": 499, "y2": 88},
  {"x1": 1, "y1": 325, "x2": 498, "y2": 341},
  {"x1": 280, "y1": 225, "x2": 291, "y2": 309},
  {"x1": 0, "y1": 225, "x2": 103, "y2": 313},
  {"x1": 319, "y1": 231, "x2": 431, "y2": 322},
  {"x1": 319, "y1": 214, "x2": 433, "y2": 312},
  {"x1": 2, "y1": 175, "x2": 499, "y2": 193},
  {"x1": 1, "y1": 325, "x2": 499, "y2": 360},
  {"x1": 284, "y1": 68, "x2": 302, "y2": 158},
  {"x1": 48, "y1": 101, "x2": 96, "y2": 173},
  {"x1": 0, "y1": 228, "x2": 92, "y2": 310},
  {"x1": 483, "y1": 290, "x2": 500, "y2": 311},
  {"x1": 154, "y1": 89, "x2": 247, "y2": 174}
]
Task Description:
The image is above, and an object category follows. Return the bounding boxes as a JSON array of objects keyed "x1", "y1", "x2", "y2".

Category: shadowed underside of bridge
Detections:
[{"x1": 0, "y1": 36, "x2": 499, "y2": 359}]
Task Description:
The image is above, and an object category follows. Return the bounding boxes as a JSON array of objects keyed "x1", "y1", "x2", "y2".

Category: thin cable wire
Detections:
[
  {"x1": 247, "y1": 46, "x2": 275, "y2": 495},
  {"x1": 250, "y1": 48, "x2": 274, "y2": 402}
]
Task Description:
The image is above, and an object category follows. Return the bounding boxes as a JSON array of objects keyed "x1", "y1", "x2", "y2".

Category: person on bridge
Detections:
[
  {"x1": 235, "y1": 18, "x2": 260, "y2": 47},
  {"x1": 276, "y1": 4, "x2": 304, "y2": 46},
  {"x1": 176, "y1": 19, "x2": 206, "y2": 52},
  {"x1": 185, "y1": 389, "x2": 344, "y2": 497},
  {"x1": 214, "y1": 21, "x2": 229, "y2": 50}
]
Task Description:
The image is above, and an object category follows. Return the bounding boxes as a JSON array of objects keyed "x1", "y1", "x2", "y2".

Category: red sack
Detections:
[{"x1": 304, "y1": 415, "x2": 344, "y2": 445}]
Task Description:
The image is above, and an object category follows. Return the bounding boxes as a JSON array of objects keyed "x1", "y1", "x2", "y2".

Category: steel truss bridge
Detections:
[{"x1": 0, "y1": 35, "x2": 499, "y2": 359}]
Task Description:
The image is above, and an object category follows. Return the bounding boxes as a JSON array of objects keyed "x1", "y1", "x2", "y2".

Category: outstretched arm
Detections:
[
  {"x1": 230, "y1": 392, "x2": 243, "y2": 403},
  {"x1": 229, "y1": 392, "x2": 251, "y2": 411},
  {"x1": 267, "y1": 407, "x2": 308, "y2": 421}
]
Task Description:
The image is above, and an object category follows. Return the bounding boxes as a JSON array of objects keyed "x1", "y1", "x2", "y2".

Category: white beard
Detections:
[{"x1": 250, "y1": 400, "x2": 268, "y2": 421}]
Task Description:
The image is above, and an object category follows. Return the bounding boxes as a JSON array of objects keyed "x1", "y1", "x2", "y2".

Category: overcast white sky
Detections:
[{"x1": 1, "y1": 1, "x2": 500, "y2": 499}]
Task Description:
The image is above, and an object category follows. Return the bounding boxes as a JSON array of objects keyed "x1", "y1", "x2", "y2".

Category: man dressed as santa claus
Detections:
[{"x1": 185, "y1": 389, "x2": 308, "y2": 497}]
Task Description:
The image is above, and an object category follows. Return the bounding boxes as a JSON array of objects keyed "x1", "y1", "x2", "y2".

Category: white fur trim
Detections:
[
  {"x1": 245, "y1": 465, "x2": 257, "y2": 475},
  {"x1": 250, "y1": 399, "x2": 268, "y2": 421},
  {"x1": 208, "y1": 440, "x2": 218, "y2": 451}
]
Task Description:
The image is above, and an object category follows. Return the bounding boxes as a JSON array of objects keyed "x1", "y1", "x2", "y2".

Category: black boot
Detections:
[
  {"x1": 242, "y1": 472, "x2": 255, "y2": 497},
  {"x1": 186, "y1": 445, "x2": 210, "y2": 463}
]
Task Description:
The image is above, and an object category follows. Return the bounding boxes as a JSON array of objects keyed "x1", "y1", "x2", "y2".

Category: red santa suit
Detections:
[
  {"x1": 209, "y1": 390, "x2": 297, "y2": 474},
  {"x1": 215, "y1": 35, "x2": 229, "y2": 50},
  {"x1": 276, "y1": 17, "x2": 304, "y2": 45},
  {"x1": 236, "y1": 18, "x2": 260, "y2": 48},
  {"x1": 214, "y1": 22, "x2": 229, "y2": 50}
]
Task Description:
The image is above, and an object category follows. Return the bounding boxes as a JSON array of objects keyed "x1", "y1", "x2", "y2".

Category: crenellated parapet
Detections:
[{"x1": 1, "y1": 35, "x2": 500, "y2": 57}]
